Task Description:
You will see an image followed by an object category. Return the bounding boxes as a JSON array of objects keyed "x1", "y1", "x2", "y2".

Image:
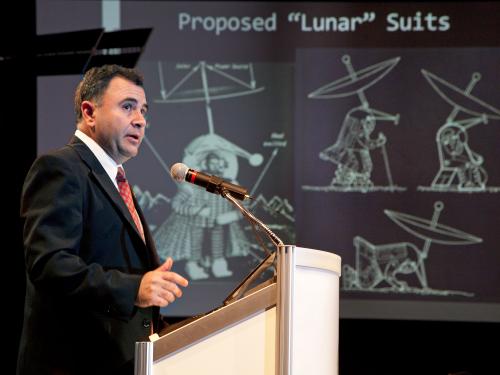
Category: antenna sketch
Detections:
[
  {"x1": 303, "y1": 55, "x2": 405, "y2": 193},
  {"x1": 418, "y1": 69, "x2": 500, "y2": 193},
  {"x1": 342, "y1": 201, "x2": 481, "y2": 296}
]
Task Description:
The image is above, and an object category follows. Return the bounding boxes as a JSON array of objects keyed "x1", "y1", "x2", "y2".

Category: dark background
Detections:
[{"x1": 5, "y1": 1, "x2": 498, "y2": 374}]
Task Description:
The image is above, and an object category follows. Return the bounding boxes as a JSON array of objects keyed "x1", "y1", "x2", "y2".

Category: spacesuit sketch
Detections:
[
  {"x1": 154, "y1": 133, "x2": 263, "y2": 280},
  {"x1": 433, "y1": 123, "x2": 487, "y2": 190},
  {"x1": 320, "y1": 107, "x2": 386, "y2": 188}
]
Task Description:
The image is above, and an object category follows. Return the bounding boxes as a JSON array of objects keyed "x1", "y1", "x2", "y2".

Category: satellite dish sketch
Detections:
[
  {"x1": 418, "y1": 70, "x2": 500, "y2": 193},
  {"x1": 303, "y1": 55, "x2": 404, "y2": 192}
]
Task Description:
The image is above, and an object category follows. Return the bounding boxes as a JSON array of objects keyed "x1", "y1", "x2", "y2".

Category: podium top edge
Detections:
[{"x1": 283, "y1": 245, "x2": 342, "y2": 276}]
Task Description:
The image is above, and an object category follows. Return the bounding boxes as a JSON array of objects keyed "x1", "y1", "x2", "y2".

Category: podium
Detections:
[{"x1": 135, "y1": 245, "x2": 341, "y2": 375}]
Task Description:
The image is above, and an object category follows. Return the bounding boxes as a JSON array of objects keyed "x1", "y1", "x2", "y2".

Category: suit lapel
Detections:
[{"x1": 68, "y1": 137, "x2": 148, "y2": 250}]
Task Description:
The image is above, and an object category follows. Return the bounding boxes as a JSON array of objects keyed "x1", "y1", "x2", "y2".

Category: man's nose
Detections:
[{"x1": 133, "y1": 110, "x2": 147, "y2": 127}]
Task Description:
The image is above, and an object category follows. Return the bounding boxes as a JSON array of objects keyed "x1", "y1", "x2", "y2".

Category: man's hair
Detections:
[{"x1": 74, "y1": 64, "x2": 144, "y2": 122}]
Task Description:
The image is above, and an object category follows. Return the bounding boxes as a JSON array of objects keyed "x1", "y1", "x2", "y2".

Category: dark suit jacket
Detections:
[{"x1": 17, "y1": 136, "x2": 161, "y2": 375}]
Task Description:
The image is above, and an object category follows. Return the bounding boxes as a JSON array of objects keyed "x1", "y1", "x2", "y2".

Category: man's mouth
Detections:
[{"x1": 126, "y1": 134, "x2": 141, "y2": 143}]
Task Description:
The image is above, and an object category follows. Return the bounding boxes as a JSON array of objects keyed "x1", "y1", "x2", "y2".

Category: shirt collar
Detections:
[{"x1": 74, "y1": 129, "x2": 122, "y2": 190}]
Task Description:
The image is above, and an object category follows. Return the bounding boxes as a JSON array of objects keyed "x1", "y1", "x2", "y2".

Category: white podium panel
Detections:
[
  {"x1": 293, "y1": 263, "x2": 340, "y2": 374},
  {"x1": 277, "y1": 246, "x2": 341, "y2": 375},
  {"x1": 154, "y1": 307, "x2": 276, "y2": 374}
]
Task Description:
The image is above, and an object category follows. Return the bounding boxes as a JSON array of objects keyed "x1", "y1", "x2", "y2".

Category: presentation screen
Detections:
[{"x1": 36, "y1": 1, "x2": 500, "y2": 321}]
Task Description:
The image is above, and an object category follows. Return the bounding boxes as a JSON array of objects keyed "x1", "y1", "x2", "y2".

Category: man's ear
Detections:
[{"x1": 81, "y1": 101, "x2": 96, "y2": 125}]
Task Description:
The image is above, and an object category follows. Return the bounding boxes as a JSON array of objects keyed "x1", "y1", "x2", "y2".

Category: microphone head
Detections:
[{"x1": 170, "y1": 162, "x2": 189, "y2": 182}]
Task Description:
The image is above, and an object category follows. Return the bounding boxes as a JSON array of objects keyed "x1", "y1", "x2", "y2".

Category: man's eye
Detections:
[{"x1": 123, "y1": 103, "x2": 133, "y2": 111}]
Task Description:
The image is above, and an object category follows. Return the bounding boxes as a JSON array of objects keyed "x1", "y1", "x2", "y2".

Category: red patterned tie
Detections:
[{"x1": 116, "y1": 167, "x2": 145, "y2": 242}]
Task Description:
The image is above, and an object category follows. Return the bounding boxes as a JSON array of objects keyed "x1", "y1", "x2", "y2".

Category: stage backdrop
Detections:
[{"x1": 36, "y1": 0, "x2": 500, "y2": 321}]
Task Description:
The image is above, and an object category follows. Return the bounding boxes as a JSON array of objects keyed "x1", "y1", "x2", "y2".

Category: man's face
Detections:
[{"x1": 91, "y1": 76, "x2": 148, "y2": 164}]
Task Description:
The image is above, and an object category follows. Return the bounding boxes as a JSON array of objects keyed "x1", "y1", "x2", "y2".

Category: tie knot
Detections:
[{"x1": 116, "y1": 167, "x2": 127, "y2": 182}]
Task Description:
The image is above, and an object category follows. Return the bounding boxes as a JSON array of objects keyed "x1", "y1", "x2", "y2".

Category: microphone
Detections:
[{"x1": 170, "y1": 163, "x2": 251, "y2": 201}]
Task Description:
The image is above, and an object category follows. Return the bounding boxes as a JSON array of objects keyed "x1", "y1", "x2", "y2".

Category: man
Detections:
[{"x1": 17, "y1": 65, "x2": 189, "y2": 375}]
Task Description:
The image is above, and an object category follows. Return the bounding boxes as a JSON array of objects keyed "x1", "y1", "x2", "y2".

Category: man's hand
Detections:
[{"x1": 135, "y1": 257, "x2": 189, "y2": 308}]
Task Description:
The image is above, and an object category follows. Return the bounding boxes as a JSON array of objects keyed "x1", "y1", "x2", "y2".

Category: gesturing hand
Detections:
[{"x1": 135, "y1": 257, "x2": 189, "y2": 308}]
